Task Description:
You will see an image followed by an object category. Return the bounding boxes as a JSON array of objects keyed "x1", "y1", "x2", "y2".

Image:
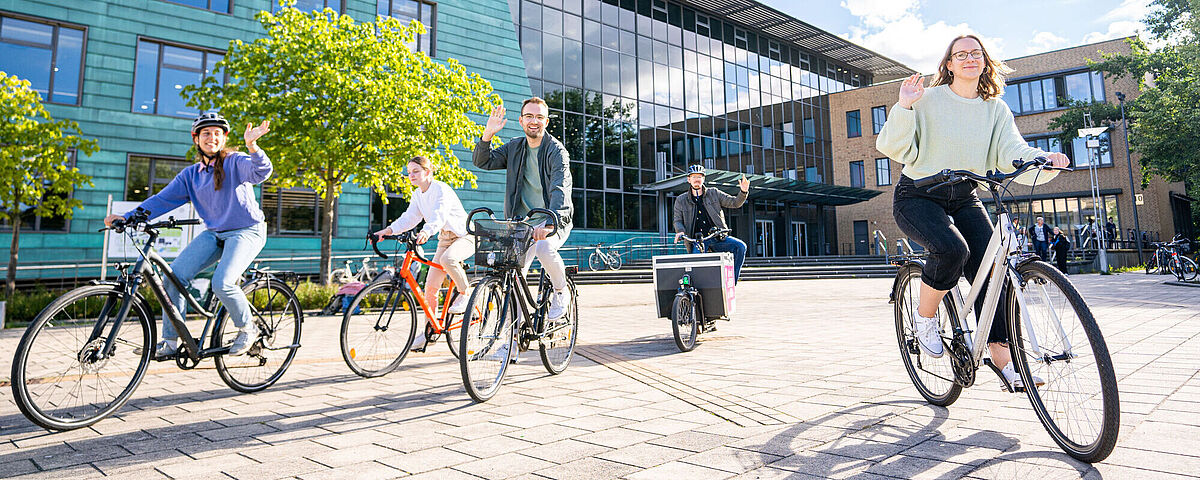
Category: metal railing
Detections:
[{"x1": 559, "y1": 234, "x2": 685, "y2": 269}]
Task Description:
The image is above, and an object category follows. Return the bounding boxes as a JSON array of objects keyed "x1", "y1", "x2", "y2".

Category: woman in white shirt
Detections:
[{"x1": 374, "y1": 156, "x2": 473, "y2": 350}]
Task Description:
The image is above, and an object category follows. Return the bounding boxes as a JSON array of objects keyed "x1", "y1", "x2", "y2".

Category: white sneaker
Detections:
[
  {"x1": 1001, "y1": 364, "x2": 1045, "y2": 390},
  {"x1": 410, "y1": 332, "x2": 427, "y2": 352},
  {"x1": 448, "y1": 292, "x2": 470, "y2": 314},
  {"x1": 228, "y1": 324, "x2": 260, "y2": 356},
  {"x1": 155, "y1": 338, "x2": 180, "y2": 357},
  {"x1": 913, "y1": 314, "x2": 944, "y2": 358},
  {"x1": 546, "y1": 290, "x2": 568, "y2": 320}
]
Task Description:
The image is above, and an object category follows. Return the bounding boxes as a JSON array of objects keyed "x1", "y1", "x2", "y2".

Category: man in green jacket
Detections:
[{"x1": 473, "y1": 97, "x2": 574, "y2": 319}]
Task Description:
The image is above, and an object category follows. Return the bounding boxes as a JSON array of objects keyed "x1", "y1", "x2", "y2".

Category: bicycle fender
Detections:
[{"x1": 889, "y1": 260, "x2": 924, "y2": 304}]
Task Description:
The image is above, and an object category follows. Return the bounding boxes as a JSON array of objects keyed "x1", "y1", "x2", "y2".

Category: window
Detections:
[
  {"x1": 781, "y1": 121, "x2": 794, "y2": 147},
  {"x1": 261, "y1": 183, "x2": 326, "y2": 235},
  {"x1": 1006, "y1": 71, "x2": 1103, "y2": 115},
  {"x1": 126, "y1": 154, "x2": 192, "y2": 201},
  {"x1": 846, "y1": 110, "x2": 861, "y2": 138},
  {"x1": 875, "y1": 158, "x2": 891, "y2": 186},
  {"x1": 871, "y1": 106, "x2": 886, "y2": 134},
  {"x1": 802, "y1": 117, "x2": 815, "y2": 144},
  {"x1": 274, "y1": 0, "x2": 344, "y2": 13},
  {"x1": 132, "y1": 39, "x2": 225, "y2": 117},
  {"x1": 0, "y1": 14, "x2": 86, "y2": 105},
  {"x1": 849, "y1": 161, "x2": 864, "y2": 188},
  {"x1": 377, "y1": 0, "x2": 437, "y2": 55},
  {"x1": 164, "y1": 0, "x2": 232, "y2": 13},
  {"x1": 1, "y1": 150, "x2": 76, "y2": 232},
  {"x1": 369, "y1": 191, "x2": 409, "y2": 232}
]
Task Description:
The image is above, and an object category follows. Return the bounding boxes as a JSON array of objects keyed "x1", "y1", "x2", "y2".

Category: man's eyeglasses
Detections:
[
  {"x1": 951, "y1": 50, "x2": 984, "y2": 61},
  {"x1": 520, "y1": 113, "x2": 549, "y2": 122}
]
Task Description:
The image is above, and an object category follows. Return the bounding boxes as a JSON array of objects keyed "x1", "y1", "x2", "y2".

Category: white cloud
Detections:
[
  {"x1": 1082, "y1": 20, "x2": 1144, "y2": 44},
  {"x1": 839, "y1": 1, "x2": 1005, "y2": 74},
  {"x1": 1098, "y1": 0, "x2": 1152, "y2": 23},
  {"x1": 1027, "y1": 31, "x2": 1070, "y2": 55}
]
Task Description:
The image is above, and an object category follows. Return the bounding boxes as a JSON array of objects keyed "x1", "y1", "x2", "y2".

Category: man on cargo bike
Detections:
[{"x1": 653, "y1": 165, "x2": 750, "y2": 351}]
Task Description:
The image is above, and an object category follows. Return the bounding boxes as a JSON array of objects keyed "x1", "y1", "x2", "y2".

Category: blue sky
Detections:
[{"x1": 765, "y1": 0, "x2": 1155, "y2": 75}]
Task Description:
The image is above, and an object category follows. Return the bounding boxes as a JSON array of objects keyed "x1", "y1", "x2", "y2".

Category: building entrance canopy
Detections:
[{"x1": 637, "y1": 169, "x2": 882, "y2": 206}]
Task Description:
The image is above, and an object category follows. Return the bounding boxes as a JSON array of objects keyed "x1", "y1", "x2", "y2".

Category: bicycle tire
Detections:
[
  {"x1": 540, "y1": 278, "x2": 578, "y2": 374},
  {"x1": 610, "y1": 251, "x2": 622, "y2": 271},
  {"x1": 339, "y1": 281, "x2": 418, "y2": 378},
  {"x1": 1144, "y1": 252, "x2": 1159, "y2": 274},
  {"x1": 214, "y1": 278, "x2": 303, "y2": 393},
  {"x1": 588, "y1": 252, "x2": 604, "y2": 271},
  {"x1": 671, "y1": 293, "x2": 700, "y2": 352},
  {"x1": 1181, "y1": 255, "x2": 1200, "y2": 281},
  {"x1": 892, "y1": 262, "x2": 962, "y2": 406},
  {"x1": 459, "y1": 277, "x2": 514, "y2": 403},
  {"x1": 1007, "y1": 260, "x2": 1119, "y2": 463},
  {"x1": 11, "y1": 285, "x2": 153, "y2": 431},
  {"x1": 444, "y1": 288, "x2": 472, "y2": 360}
]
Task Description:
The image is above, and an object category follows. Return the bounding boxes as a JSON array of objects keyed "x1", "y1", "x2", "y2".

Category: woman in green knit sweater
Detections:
[{"x1": 876, "y1": 34, "x2": 1069, "y2": 389}]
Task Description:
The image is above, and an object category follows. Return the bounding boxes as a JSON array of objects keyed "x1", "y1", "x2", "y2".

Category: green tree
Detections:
[
  {"x1": 0, "y1": 73, "x2": 97, "y2": 298},
  {"x1": 1056, "y1": 0, "x2": 1200, "y2": 230},
  {"x1": 184, "y1": 3, "x2": 499, "y2": 283}
]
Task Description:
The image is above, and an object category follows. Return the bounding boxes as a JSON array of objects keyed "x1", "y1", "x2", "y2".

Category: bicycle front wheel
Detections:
[
  {"x1": 540, "y1": 278, "x2": 578, "y2": 374},
  {"x1": 340, "y1": 282, "x2": 418, "y2": 378},
  {"x1": 893, "y1": 262, "x2": 961, "y2": 406},
  {"x1": 1145, "y1": 252, "x2": 1159, "y2": 274},
  {"x1": 214, "y1": 278, "x2": 303, "y2": 393},
  {"x1": 1008, "y1": 260, "x2": 1119, "y2": 463},
  {"x1": 671, "y1": 293, "x2": 700, "y2": 352},
  {"x1": 459, "y1": 277, "x2": 515, "y2": 402},
  {"x1": 11, "y1": 285, "x2": 153, "y2": 430}
]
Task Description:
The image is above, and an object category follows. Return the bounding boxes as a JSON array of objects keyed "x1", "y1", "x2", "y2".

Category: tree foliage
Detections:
[
  {"x1": 0, "y1": 72, "x2": 98, "y2": 297},
  {"x1": 1066, "y1": 0, "x2": 1200, "y2": 229},
  {"x1": 183, "y1": 2, "x2": 500, "y2": 282}
]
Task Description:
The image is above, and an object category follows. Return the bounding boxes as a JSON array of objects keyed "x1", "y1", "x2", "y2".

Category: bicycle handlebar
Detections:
[
  {"x1": 366, "y1": 229, "x2": 423, "y2": 260},
  {"x1": 464, "y1": 206, "x2": 565, "y2": 237},
  {"x1": 101, "y1": 208, "x2": 203, "y2": 234},
  {"x1": 912, "y1": 157, "x2": 1071, "y2": 190},
  {"x1": 678, "y1": 228, "x2": 731, "y2": 244}
]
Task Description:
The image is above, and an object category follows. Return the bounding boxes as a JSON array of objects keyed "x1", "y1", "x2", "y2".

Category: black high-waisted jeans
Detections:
[{"x1": 893, "y1": 175, "x2": 1009, "y2": 343}]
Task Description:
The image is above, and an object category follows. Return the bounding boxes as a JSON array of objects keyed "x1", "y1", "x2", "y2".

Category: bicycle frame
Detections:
[
  {"x1": 101, "y1": 229, "x2": 221, "y2": 363},
  {"x1": 945, "y1": 207, "x2": 1070, "y2": 368},
  {"x1": 393, "y1": 247, "x2": 462, "y2": 333}
]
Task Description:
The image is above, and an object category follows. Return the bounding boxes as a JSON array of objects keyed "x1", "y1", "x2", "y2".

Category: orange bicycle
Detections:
[{"x1": 338, "y1": 229, "x2": 474, "y2": 378}]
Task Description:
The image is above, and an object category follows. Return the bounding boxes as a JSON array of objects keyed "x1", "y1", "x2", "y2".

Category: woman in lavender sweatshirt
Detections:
[{"x1": 104, "y1": 112, "x2": 273, "y2": 357}]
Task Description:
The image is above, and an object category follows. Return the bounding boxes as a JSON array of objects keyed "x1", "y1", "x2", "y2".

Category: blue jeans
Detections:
[
  {"x1": 691, "y1": 236, "x2": 747, "y2": 283},
  {"x1": 162, "y1": 224, "x2": 266, "y2": 341}
]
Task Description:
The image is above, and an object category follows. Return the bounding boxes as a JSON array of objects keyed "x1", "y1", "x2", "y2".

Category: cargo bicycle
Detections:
[{"x1": 653, "y1": 227, "x2": 735, "y2": 352}]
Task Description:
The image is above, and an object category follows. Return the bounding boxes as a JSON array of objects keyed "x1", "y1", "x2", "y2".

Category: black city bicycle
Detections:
[
  {"x1": 668, "y1": 228, "x2": 731, "y2": 352},
  {"x1": 10, "y1": 209, "x2": 303, "y2": 431},
  {"x1": 891, "y1": 159, "x2": 1119, "y2": 463},
  {"x1": 458, "y1": 207, "x2": 579, "y2": 403}
]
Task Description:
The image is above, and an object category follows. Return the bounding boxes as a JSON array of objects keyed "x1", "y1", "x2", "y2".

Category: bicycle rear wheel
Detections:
[
  {"x1": 214, "y1": 278, "x2": 303, "y2": 393},
  {"x1": 459, "y1": 277, "x2": 514, "y2": 402},
  {"x1": 588, "y1": 252, "x2": 604, "y2": 271},
  {"x1": 11, "y1": 285, "x2": 153, "y2": 430},
  {"x1": 609, "y1": 251, "x2": 622, "y2": 270},
  {"x1": 893, "y1": 262, "x2": 962, "y2": 406},
  {"x1": 1181, "y1": 256, "x2": 1200, "y2": 281},
  {"x1": 671, "y1": 293, "x2": 700, "y2": 352},
  {"x1": 1008, "y1": 260, "x2": 1119, "y2": 463},
  {"x1": 339, "y1": 282, "x2": 418, "y2": 378},
  {"x1": 444, "y1": 288, "x2": 472, "y2": 360},
  {"x1": 540, "y1": 278, "x2": 578, "y2": 374}
]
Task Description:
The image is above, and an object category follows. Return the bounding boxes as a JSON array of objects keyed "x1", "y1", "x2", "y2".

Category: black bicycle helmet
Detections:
[
  {"x1": 191, "y1": 112, "x2": 230, "y2": 135},
  {"x1": 686, "y1": 164, "x2": 706, "y2": 176}
]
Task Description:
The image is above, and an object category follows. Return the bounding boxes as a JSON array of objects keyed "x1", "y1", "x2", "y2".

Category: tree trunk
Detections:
[
  {"x1": 319, "y1": 181, "x2": 337, "y2": 285},
  {"x1": 6, "y1": 210, "x2": 21, "y2": 299}
]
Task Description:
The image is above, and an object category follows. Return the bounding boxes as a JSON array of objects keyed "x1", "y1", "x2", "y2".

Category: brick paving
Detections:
[{"x1": 1, "y1": 272, "x2": 1198, "y2": 479}]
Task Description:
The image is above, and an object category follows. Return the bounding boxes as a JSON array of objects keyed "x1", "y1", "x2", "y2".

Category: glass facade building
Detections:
[{"x1": 508, "y1": 0, "x2": 910, "y2": 255}]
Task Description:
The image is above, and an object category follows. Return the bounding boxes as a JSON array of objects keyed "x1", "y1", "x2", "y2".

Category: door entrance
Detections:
[
  {"x1": 853, "y1": 220, "x2": 869, "y2": 255},
  {"x1": 755, "y1": 219, "x2": 775, "y2": 257},
  {"x1": 791, "y1": 221, "x2": 806, "y2": 256}
]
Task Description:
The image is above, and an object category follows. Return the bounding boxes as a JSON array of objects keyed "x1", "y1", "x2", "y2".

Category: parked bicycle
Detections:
[
  {"x1": 458, "y1": 207, "x2": 579, "y2": 402},
  {"x1": 10, "y1": 211, "x2": 303, "y2": 431},
  {"x1": 337, "y1": 229, "x2": 473, "y2": 378},
  {"x1": 331, "y1": 256, "x2": 378, "y2": 284},
  {"x1": 1145, "y1": 235, "x2": 1198, "y2": 281},
  {"x1": 588, "y1": 243, "x2": 624, "y2": 271},
  {"x1": 891, "y1": 158, "x2": 1119, "y2": 463},
  {"x1": 653, "y1": 228, "x2": 733, "y2": 352}
]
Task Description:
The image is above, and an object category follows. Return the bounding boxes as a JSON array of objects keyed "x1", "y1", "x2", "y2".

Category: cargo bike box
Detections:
[{"x1": 651, "y1": 252, "x2": 736, "y2": 319}]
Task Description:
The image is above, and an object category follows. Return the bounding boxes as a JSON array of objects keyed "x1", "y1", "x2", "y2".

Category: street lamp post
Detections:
[{"x1": 1116, "y1": 91, "x2": 1144, "y2": 265}]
